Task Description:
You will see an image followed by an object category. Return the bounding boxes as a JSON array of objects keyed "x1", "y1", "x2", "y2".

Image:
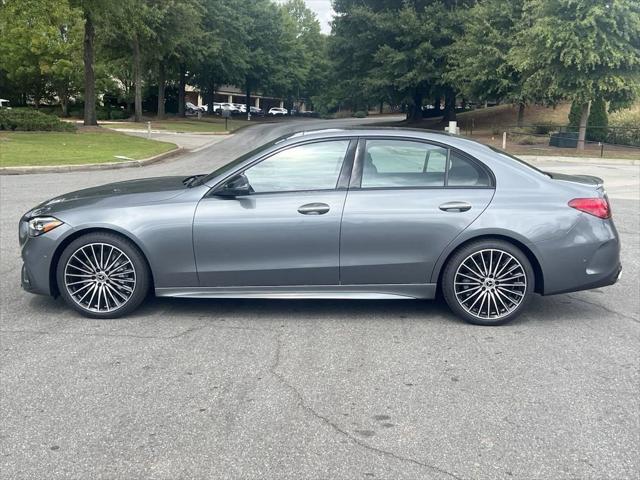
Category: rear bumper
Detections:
[{"x1": 536, "y1": 215, "x2": 621, "y2": 295}]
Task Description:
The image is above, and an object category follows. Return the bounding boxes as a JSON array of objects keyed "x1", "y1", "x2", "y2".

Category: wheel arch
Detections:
[
  {"x1": 433, "y1": 233, "x2": 545, "y2": 295},
  {"x1": 49, "y1": 227, "x2": 155, "y2": 297}
]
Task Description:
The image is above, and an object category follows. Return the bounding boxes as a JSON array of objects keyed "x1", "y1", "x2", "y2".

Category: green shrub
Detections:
[
  {"x1": 608, "y1": 105, "x2": 640, "y2": 146},
  {"x1": 0, "y1": 108, "x2": 76, "y2": 132},
  {"x1": 352, "y1": 110, "x2": 368, "y2": 118},
  {"x1": 587, "y1": 98, "x2": 608, "y2": 142},
  {"x1": 568, "y1": 99, "x2": 608, "y2": 142},
  {"x1": 531, "y1": 123, "x2": 559, "y2": 135},
  {"x1": 512, "y1": 134, "x2": 540, "y2": 145}
]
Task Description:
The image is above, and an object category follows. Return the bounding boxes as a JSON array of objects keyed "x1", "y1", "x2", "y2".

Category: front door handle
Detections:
[
  {"x1": 439, "y1": 201, "x2": 472, "y2": 212},
  {"x1": 298, "y1": 202, "x2": 330, "y2": 215}
]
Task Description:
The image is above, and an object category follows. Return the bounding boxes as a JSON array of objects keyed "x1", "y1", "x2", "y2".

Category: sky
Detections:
[{"x1": 304, "y1": 0, "x2": 335, "y2": 34}]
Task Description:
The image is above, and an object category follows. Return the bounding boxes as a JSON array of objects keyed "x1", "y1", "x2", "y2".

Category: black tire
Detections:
[
  {"x1": 442, "y1": 239, "x2": 535, "y2": 326},
  {"x1": 56, "y1": 232, "x2": 151, "y2": 319}
]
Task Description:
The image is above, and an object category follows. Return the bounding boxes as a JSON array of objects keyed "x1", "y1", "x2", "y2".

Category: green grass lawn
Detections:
[
  {"x1": 0, "y1": 130, "x2": 177, "y2": 167},
  {"x1": 105, "y1": 118, "x2": 249, "y2": 133}
]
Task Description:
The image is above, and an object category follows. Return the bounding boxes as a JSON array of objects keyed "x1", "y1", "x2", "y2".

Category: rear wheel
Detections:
[
  {"x1": 56, "y1": 232, "x2": 150, "y2": 319},
  {"x1": 442, "y1": 240, "x2": 534, "y2": 326}
]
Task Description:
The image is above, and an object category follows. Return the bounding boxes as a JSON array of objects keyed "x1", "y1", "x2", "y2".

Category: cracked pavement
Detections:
[{"x1": 1, "y1": 118, "x2": 638, "y2": 479}]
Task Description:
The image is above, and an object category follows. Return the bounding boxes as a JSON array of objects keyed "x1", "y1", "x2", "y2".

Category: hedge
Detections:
[{"x1": 0, "y1": 108, "x2": 77, "y2": 132}]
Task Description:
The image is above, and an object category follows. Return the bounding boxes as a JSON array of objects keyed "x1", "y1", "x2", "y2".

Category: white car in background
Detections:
[
  {"x1": 219, "y1": 103, "x2": 240, "y2": 114},
  {"x1": 0, "y1": 99, "x2": 11, "y2": 109},
  {"x1": 268, "y1": 107, "x2": 288, "y2": 116}
]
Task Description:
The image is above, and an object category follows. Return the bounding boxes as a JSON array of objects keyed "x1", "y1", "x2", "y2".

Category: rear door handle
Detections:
[
  {"x1": 439, "y1": 201, "x2": 472, "y2": 212},
  {"x1": 298, "y1": 202, "x2": 330, "y2": 215}
]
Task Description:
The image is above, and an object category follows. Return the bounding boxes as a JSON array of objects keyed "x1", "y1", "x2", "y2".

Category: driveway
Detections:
[{"x1": 1, "y1": 117, "x2": 638, "y2": 480}]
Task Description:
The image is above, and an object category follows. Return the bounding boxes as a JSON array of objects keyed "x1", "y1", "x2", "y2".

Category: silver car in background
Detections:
[{"x1": 19, "y1": 128, "x2": 621, "y2": 325}]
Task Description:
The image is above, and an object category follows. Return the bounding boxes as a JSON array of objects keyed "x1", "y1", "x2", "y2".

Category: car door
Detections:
[
  {"x1": 340, "y1": 138, "x2": 495, "y2": 285},
  {"x1": 193, "y1": 138, "x2": 356, "y2": 287}
]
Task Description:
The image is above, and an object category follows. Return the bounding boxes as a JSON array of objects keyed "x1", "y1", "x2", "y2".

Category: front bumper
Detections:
[{"x1": 20, "y1": 222, "x2": 72, "y2": 297}]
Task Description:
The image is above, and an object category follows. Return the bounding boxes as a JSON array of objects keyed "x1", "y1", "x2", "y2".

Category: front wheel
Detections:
[
  {"x1": 56, "y1": 232, "x2": 150, "y2": 319},
  {"x1": 442, "y1": 240, "x2": 535, "y2": 326}
]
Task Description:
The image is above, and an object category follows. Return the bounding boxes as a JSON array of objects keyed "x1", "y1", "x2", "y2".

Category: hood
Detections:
[{"x1": 26, "y1": 176, "x2": 190, "y2": 217}]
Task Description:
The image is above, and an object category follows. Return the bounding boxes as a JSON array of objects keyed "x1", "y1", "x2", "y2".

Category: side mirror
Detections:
[{"x1": 215, "y1": 173, "x2": 252, "y2": 197}]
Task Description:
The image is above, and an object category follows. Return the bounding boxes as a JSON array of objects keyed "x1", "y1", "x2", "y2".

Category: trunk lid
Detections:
[{"x1": 545, "y1": 171, "x2": 604, "y2": 187}]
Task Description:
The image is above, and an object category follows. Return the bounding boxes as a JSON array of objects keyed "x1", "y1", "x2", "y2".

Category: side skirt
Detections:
[{"x1": 155, "y1": 284, "x2": 437, "y2": 300}]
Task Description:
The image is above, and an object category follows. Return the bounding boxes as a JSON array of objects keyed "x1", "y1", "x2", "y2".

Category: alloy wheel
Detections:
[
  {"x1": 454, "y1": 248, "x2": 527, "y2": 320},
  {"x1": 64, "y1": 243, "x2": 136, "y2": 313}
]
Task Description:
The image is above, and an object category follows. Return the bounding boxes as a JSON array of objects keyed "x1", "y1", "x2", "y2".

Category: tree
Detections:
[
  {"x1": 70, "y1": 0, "x2": 113, "y2": 125},
  {"x1": 329, "y1": 1, "x2": 470, "y2": 121},
  {"x1": 144, "y1": 0, "x2": 203, "y2": 118},
  {"x1": 447, "y1": 0, "x2": 527, "y2": 126},
  {"x1": 511, "y1": 0, "x2": 640, "y2": 149},
  {"x1": 191, "y1": 0, "x2": 248, "y2": 116},
  {"x1": 569, "y1": 97, "x2": 609, "y2": 143},
  {"x1": 282, "y1": 0, "x2": 327, "y2": 109},
  {"x1": 0, "y1": 0, "x2": 83, "y2": 113}
]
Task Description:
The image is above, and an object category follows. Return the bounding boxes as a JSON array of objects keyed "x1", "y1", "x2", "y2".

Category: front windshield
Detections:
[{"x1": 194, "y1": 135, "x2": 289, "y2": 186}]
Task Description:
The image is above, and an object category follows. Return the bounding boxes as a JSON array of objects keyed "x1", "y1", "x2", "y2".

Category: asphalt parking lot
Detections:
[{"x1": 1, "y1": 118, "x2": 638, "y2": 480}]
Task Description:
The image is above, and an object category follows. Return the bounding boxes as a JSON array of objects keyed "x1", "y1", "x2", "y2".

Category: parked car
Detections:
[
  {"x1": 250, "y1": 106, "x2": 264, "y2": 116},
  {"x1": 18, "y1": 128, "x2": 621, "y2": 325},
  {"x1": 268, "y1": 107, "x2": 288, "y2": 116},
  {"x1": 234, "y1": 103, "x2": 247, "y2": 113},
  {"x1": 0, "y1": 98, "x2": 11, "y2": 109},
  {"x1": 185, "y1": 102, "x2": 204, "y2": 114},
  {"x1": 219, "y1": 103, "x2": 240, "y2": 115}
]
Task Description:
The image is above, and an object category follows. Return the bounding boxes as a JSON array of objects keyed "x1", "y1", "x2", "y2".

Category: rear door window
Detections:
[{"x1": 361, "y1": 139, "x2": 448, "y2": 188}]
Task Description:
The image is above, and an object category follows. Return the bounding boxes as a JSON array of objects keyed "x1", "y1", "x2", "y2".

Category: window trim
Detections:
[
  {"x1": 207, "y1": 137, "x2": 357, "y2": 197},
  {"x1": 351, "y1": 136, "x2": 495, "y2": 191}
]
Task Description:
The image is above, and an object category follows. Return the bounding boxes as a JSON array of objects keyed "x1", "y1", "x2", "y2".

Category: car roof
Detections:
[{"x1": 278, "y1": 126, "x2": 495, "y2": 156}]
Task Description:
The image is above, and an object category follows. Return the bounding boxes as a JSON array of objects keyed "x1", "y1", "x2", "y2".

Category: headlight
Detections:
[{"x1": 28, "y1": 217, "x2": 63, "y2": 237}]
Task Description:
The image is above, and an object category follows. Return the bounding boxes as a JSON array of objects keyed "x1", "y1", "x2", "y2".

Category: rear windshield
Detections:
[{"x1": 488, "y1": 146, "x2": 550, "y2": 177}]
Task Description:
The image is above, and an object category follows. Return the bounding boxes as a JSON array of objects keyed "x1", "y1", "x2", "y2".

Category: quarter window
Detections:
[
  {"x1": 447, "y1": 151, "x2": 492, "y2": 187},
  {"x1": 244, "y1": 140, "x2": 350, "y2": 193}
]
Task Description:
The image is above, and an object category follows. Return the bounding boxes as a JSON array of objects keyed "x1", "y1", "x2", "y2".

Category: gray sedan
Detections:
[{"x1": 19, "y1": 128, "x2": 621, "y2": 325}]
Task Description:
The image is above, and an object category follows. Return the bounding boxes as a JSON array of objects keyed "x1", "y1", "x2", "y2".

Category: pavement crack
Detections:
[
  {"x1": 566, "y1": 295, "x2": 639, "y2": 324},
  {"x1": 268, "y1": 331, "x2": 465, "y2": 480},
  {"x1": 0, "y1": 329, "x2": 170, "y2": 340},
  {"x1": 0, "y1": 323, "x2": 274, "y2": 341}
]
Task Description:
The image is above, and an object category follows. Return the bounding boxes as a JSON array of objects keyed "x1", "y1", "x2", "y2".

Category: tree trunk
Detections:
[
  {"x1": 61, "y1": 93, "x2": 69, "y2": 117},
  {"x1": 517, "y1": 101, "x2": 525, "y2": 128},
  {"x1": 577, "y1": 101, "x2": 591, "y2": 151},
  {"x1": 82, "y1": 10, "x2": 97, "y2": 125},
  {"x1": 434, "y1": 96, "x2": 441, "y2": 115},
  {"x1": 178, "y1": 64, "x2": 186, "y2": 117},
  {"x1": 406, "y1": 90, "x2": 423, "y2": 122},
  {"x1": 132, "y1": 35, "x2": 142, "y2": 122},
  {"x1": 157, "y1": 61, "x2": 166, "y2": 118},
  {"x1": 443, "y1": 91, "x2": 456, "y2": 122},
  {"x1": 245, "y1": 78, "x2": 252, "y2": 121},
  {"x1": 207, "y1": 80, "x2": 215, "y2": 115},
  {"x1": 379, "y1": 100, "x2": 384, "y2": 114}
]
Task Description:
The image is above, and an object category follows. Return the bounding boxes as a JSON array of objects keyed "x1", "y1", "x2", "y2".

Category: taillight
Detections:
[{"x1": 568, "y1": 197, "x2": 610, "y2": 219}]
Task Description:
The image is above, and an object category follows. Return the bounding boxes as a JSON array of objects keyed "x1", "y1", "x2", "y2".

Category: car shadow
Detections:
[{"x1": 25, "y1": 291, "x2": 609, "y2": 326}]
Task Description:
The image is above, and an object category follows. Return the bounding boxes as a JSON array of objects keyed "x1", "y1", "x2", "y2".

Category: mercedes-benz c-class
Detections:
[{"x1": 19, "y1": 128, "x2": 621, "y2": 325}]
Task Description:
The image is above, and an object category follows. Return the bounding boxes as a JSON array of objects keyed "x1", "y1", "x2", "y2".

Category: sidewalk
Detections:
[{"x1": 110, "y1": 129, "x2": 230, "y2": 152}]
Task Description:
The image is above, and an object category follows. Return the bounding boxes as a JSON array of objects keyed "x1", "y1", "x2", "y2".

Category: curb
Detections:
[
  {"x1": 107, "y1": 128, "x2": 230, "y2": 135},
  {"x1": 519, "y1": 155, "x2": 640, "y2": 166},
  {"x1": 0, "y1": 147, "x2": 184, "y2": 175}
]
